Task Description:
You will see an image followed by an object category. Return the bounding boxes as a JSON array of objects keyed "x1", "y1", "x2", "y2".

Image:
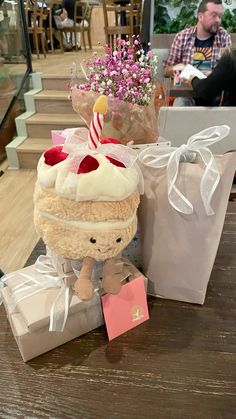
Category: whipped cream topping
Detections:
[{"x1": 37, "y1": 152, "x2": 139, "y2": 202}]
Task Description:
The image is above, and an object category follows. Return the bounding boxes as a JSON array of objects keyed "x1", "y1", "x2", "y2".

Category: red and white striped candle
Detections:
[
  {"x1": 88, "y1": 112, "x2": 104, "y2": 150},
  {"x1": 88, "y1": 95, "x2": 108, "y2": 150}
]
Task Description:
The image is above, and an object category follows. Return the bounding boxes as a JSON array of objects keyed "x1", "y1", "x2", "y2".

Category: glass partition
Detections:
[{"x1": 0, "y1": 0, "x2": 32, "y2": 162}]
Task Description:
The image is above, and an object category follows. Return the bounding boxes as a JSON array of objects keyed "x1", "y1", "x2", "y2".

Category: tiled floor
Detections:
[
  {"x1": 8, "y1": 48, "x2": 103, "y2": 77},
  {"x1": 31, "y1": 49, "x2": 101, "y2": 75}
]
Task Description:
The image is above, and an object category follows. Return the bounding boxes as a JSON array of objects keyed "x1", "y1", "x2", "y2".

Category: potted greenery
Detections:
[
  {"x1": 152, "y1": 0, "x2": 197, "y2": 48},
  {"x1": 221, "y1": 8, "x2": 236, "y2": 43}
]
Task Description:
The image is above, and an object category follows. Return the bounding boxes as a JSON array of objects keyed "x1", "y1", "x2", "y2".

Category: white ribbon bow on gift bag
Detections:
[{"x1": 139, "y1": 125, "x2": 230, "y2": 215}]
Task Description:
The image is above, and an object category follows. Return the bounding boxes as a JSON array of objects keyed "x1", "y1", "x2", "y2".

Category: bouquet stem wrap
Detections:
[{"x1": 71, "y1": 88, "x2": 158, "y2": 145}]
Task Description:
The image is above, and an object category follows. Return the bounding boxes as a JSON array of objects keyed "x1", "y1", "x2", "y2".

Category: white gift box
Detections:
[{"x1": 1, "y1": 258, "x2": 147, "y2": 361}]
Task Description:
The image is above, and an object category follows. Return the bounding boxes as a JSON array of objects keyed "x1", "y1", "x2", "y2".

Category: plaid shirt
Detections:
[{"x1": 165, "y1": 26, "x2": 231, "y2": 69}]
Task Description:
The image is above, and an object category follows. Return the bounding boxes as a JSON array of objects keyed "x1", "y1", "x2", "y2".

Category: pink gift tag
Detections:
[{"x1": 102, "y1": 276, "x2": 149, "y2": 341}]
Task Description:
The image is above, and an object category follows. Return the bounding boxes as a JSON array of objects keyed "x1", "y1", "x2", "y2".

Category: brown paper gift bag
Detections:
[{"x1": 138, "y1": 126, "x2": 236, "y2": 304}]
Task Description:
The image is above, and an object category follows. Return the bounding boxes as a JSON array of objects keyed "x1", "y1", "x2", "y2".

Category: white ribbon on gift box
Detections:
[
  {"x1": 0, "y1": 252, "x2": 79, "y2": 332},
  {"x1": 35, "y1": 253, "x2": 75, "y2": 332},
  {"x1": 138, "y1": 125, "x2": 230, "y2": 215},
  {"x1": 0, "y1": 252, "x2": 122, "y2": 333}
]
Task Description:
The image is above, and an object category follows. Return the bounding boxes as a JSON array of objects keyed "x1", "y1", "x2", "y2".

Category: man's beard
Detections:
[{"x1": 203, "y1": 23, "x2": 219, "y2": 35}]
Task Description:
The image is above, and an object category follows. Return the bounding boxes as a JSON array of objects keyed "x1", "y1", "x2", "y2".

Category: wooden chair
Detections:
[
  {"x1": 46, "y1": 0, "x2": 64, "y2": 53},
  {"x1": 25, "y1": 0, "x2": 49, "y2": 59},
  {"x1": 102, "y1": 0, "x2": 142, "y2": 50},
  {"x1": 57, "y1": 0, "x2": 92, "y2": 51}
]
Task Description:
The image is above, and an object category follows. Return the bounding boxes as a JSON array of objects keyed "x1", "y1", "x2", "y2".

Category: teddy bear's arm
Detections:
[
  {"x1": 102, "y1": 258, "x2": 122, "y2": 295},
  {"x1": 73, "y1": 256, "x2": 95, "y2": 300}
]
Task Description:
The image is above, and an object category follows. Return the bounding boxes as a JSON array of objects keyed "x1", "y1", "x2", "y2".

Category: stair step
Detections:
[
  {"x1": 17, "y1": 137, "x2": 52, "y2": 169},
  {"x1": 42, "y1": 74, "x2": 86, "y2": 90},
  {"x1": 14, "y1": 72, "x2": 89, "y2": 170},
  {"x1": 26, "y1": 113, "x2": 86, "y2": 138},
  {"x1": 35, "y1": 90, "x2": 69, "y2": 99},
  {"x1": 18, "y1": 137, "x2": 52, "y2": 152},
  {"x1": 34, "y1": 90, "x2": 75, "y2": 114}
]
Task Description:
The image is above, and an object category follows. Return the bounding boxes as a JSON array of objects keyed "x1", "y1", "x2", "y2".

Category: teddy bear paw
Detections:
[
  {"x1": 74, "y1": 279, "x2": 94, "y2": 300},
  {"x1": 102, "y1": 275, "x2": 122, "y2": 295}
]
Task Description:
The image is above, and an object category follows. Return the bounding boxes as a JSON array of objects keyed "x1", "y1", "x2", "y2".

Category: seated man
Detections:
[{"x1": 164, "y1": 0, "x2": 231, "y2": 105}]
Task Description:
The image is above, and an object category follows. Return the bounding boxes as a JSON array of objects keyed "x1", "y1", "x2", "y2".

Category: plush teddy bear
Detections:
[{"x1": 34, "y1": 96, "x2": 141, "y2": 300}]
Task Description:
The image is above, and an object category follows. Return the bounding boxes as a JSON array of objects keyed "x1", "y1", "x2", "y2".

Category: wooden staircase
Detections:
[{"x1": 7, "y1": 73, "x2": 86, "y2": 169}]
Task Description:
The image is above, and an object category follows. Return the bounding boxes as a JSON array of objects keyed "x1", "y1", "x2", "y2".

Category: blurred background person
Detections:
[
  {"x1": 54, "y1": 0, "x2": 88, "y2": 50},
  {"x1": 186, "y1": 46, "x2": 236, "y2": 106},
  {"x1": 164, "y1": 0, "x2": 231, "y2": 78}
]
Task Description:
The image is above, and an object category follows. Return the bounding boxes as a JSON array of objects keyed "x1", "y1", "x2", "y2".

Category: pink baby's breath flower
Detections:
[
  {"x1": 131, "y1": 64, "x2": 138, "y2": 72},
  {"x1": 95, "y1": 58, "x2": 103, "y2": 65},
  {"x1": 76, "y1": 36, "x2": 155, "y2": 106}
]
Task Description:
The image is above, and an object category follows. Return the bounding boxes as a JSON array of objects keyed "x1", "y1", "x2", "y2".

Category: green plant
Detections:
[
  {"x1": 162, "y1": 0, "x2": 196, "y2": 6},
  {"x1": 154, "y1": 2, "x2": 197, "y2": 34},
  {"x1": 221, "y1": 9, "x2": 236, "y2": 32},
  {"x1": 164, "y1": 5, "x2": 197, "y2": 33},
  {"x1": 153, "y1": 4, "x2": 171, "y2": 33},
  {"x1": 154, "y1": 1, "x2": 236, "y2": 34}
]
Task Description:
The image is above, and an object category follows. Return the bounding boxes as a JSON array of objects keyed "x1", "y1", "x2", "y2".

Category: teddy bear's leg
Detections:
[
  {"x1": 102, "y1": 258, "x2": 122, "y2": 294},
  {"x1": 73, "y1": 256, "x2": 95, "y2": 300}
]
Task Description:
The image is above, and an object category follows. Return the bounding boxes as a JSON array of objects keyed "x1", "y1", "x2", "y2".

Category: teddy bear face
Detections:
[
  {"x1": 34, "y1": 183, "x2": 139, "y2": 261},
  {"x1": 34, "y1": 214, "x2": 137, "y2": 261}
]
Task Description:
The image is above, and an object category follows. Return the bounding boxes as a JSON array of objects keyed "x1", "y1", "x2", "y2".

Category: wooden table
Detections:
[
  {"x1": 0, "y1": 201, "x2": 236, "y2": 418},
  {"x1": 170, "y1": 81, "x2": 194, "y2": 98}
]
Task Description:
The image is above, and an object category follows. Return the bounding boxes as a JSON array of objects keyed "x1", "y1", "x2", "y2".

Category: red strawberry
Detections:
[
  {"x1": 77, "y1": 155, "x2": 99, "y2": 174},
  {"x1": 106, "y1": 156, "x2": 125, "y2": 167},
  {"x1": 100, "y1": 137, "x2": 121, "y2": 145},
  {"x1": 100, "y1": 138, "x2": 125, "y2": 168},
  {"x1": 44, "y1": 146, "x2": 68, "y2": 166}
]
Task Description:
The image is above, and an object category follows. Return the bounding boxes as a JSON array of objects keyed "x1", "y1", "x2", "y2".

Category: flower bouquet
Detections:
[{"x1": 70, "y1": 37, "x2": 159, "y2": 145}]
